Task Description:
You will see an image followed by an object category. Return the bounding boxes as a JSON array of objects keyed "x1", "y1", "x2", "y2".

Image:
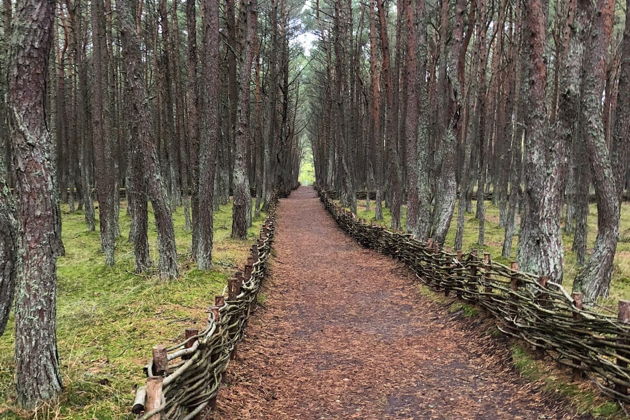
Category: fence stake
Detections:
[
  {"x1": 570, "y1": 292, "x2": 584, "y2": 381},
  {"x1": 145, "y1": 376, "x2": 163, "y2": 420},
  {"x1": 152, "y1": 345, "x2": 168, "y2": 376},
  {"x1": 182, "y1": 328, "x2": 199, "y2": 361},
  {"x1": 251, "y1": 244, "x2": 259, "y2": 260},
  {"x1": 483, "y1": 253, "x2": 492, "y2": 294},
  {"x1": 244, "y1": 259, "x2": 253, "y2": 280},
  {"x1": 533, "y1": 276, "x2": 550, "y2": 358},
  {"x1": 510, "y1": 262, "x2": 520, "y2": 291},
  {"x1": 467, "y1": 250, "x2": 478, "y2": 302},
  {"x1": 228, "y1": 272, "x2": 243, "y2": 301},
  {"x1": 454, "y1": 250, "x2": 464, "y2": 298},
  {"x1": 616, "y1": 300, "x2": 630, "y2": 396}
]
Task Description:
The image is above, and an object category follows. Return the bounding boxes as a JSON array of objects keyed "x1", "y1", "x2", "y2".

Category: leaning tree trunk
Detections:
[
  {"x1": 119, "y1": 0, "x2": 179, "y2": 280},
  {"x1": 7, "y1": 0, "x2": 63, "y2": 407},
  {"x1": 574, "y1": 0, "x2": 619, "y2": 301},
  {"x1": 196, "y1": 0, "x2": 219, "y2": 267}
]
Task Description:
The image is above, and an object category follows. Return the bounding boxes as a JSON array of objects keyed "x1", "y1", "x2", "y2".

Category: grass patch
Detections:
[
  {"x1": 511, "y1": 344, "x2": 622, "y2": 418},
  {"x1": 0, "y1": 200, "x2": 265, "y2": 419}
]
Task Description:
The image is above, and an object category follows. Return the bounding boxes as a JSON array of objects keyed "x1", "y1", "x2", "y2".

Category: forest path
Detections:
[{"x1": 214, "y1": 186, "x2": 571, "y2": 419}]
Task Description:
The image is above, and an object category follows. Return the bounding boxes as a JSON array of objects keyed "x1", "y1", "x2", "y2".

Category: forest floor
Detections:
[
  {"x1": 214, "y1": 187, "x2": 619, "y2": 419},
  {"x1": 345, "y1": 198, "x2": 630, "y2": 307},
  {"x1": 0, "y1": 201, "x2": 266, "y2": 419}
]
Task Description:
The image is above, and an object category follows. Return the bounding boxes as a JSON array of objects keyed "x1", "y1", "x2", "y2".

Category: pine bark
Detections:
[
  {"x1": 231, "y1": 0, "x2": 256, "y2": 239},
  {"x1": 0, "y1": 137, "x2": 16, "y2": 336},
  {"x1": 91, "y1": 0, "x2": 117, "y2": 265},
  {"x1": 0, "y1": 0, "x2": 16, "y2": 337},
  {"x1": 377, "y1": 0, "x2": 402, "y2": 230},
  {"x1": 119, "y1": 0, "x2": 179, "y2": 279},
  {"x1": 573, "y1": 0, "x2": 619, "y2": 300},
  {"x1": 518, "y1": 0, "x2": 567, "y2": 283},
  {"x1": 8, "y1": 0, "x2": 63, "y2": 407},
  {"x1": 197, "y1": 0, "x2": 219, "y2": 266},
  {"x1": 612, "y1": 0, "x2": 630, "y2": 199}
]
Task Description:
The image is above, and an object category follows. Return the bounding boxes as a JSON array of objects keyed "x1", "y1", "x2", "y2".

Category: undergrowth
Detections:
[{"x1": 0, "y1": 201, "x2": 265, "y2": 419}]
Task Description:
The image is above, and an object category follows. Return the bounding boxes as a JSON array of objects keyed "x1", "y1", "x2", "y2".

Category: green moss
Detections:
[
  {"x1": 257, "y1": 292, "x2": 268, "y2": 306},
  {"x1": 448, "y1": 302, "x2": 479, "y2": 318},
  {"x1": 0, "y1": 200, "x2": 265, "y2": 419}
]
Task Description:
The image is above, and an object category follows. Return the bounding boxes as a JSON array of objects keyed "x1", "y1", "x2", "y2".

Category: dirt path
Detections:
[{"x1": 215, "y1": 187, "x2": 571, "y2": 419}]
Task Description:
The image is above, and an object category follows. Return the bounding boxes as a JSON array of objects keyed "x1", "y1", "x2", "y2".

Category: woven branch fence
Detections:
[
  {"x1": 317, "y1": 187, "x2": 630, "y2": 404},
  {"x1": 130, "y1": 196, "x2": 278, "y2": 419}
]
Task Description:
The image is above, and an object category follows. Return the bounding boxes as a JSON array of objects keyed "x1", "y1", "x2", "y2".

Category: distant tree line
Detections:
[
  {"x1": 309, "y1": 0, "x2": 629, "y2": 302},
  {"x1": 0, "y1": 0, "x2": 302, "y2": 409}
]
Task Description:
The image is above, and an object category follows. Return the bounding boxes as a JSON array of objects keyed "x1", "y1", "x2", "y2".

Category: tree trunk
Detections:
[
  {"x1": 197, "y1": 0, "x2": 219, "y2": 266},
  {"x1": 91, "y1": 0, "x2": 117, "y2": 266},
  {"x1": 231, "y1": 0, "x2": 256, "y2": 239},
  {"x1": 120, "y1": 0, "x2": 179, "y2": 279},
  {"x1": 573, "y1": 0, "x2": 619, "y2": 301},
  {"x1": 186, "y1": 0, "x2": 200, "y2": 256},
  {"x1": 8, "y1": 0, "x2": 63, "y2": 407},
  {"x1": 517, "y1": 0, "x2": 567, "y2": 283},
  {"x1": 0, "y1": 0, "x2": 16, "y2": 337},
  {"x1": 0, "y1": 142, "x2": 16, "y2": 336},
  {"x1": 612, "y1": 0, "x2": 630, "y2": 200}
]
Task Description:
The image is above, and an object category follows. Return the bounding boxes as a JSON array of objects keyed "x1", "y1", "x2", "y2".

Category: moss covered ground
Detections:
[{"x1": 0, "y1": 201, "x2": 265, "y2": 419}]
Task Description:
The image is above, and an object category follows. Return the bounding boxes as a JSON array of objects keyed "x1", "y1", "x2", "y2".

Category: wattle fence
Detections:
[
  {"x1": 131, "y1": 196, "x2": 277, "y2": 419},
  {"x1": 317, "y1": 187, "x2": 630, "y2": 404}
]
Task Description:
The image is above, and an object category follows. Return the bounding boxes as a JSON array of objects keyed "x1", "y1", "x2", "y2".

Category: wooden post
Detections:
[
  {"x1": 616, "y1": 300, "x2": 630, "y2": 395},
  {"x1": 152, "y1": 345, "x2": 168, "y2": 376},
  {"x1": 510, "y1": 262, "x2": 520, "y2": 291},
  {"x1": 537, "y1": 276, "x2": 549, "y2": 307},
  {"x1": 182, "y1": 328, "x2": 199, "y2": 360},
  {"x1": 251, "y1": 244, "x2": 259, "y2": 260},
  {"x1": 209, "y1": 306, "x2": 221, "y2": 324},
  {"x1": 533, "y1": 276, "x2": 550, "y2": 358},
  {"x1": 506, "y1": 262, "x2": 520, "y2": 333},
  {"x1": 483, "y1": 253, "x2": 492, "y2": 294},
  {"x1": 244, "y1": 258, "x2": 253, "y2": 280},
  {"x1": 228, "y1": 272, "x2": 243, "y2": 300},
  {"x1": 467, "y1": 250, "x2": 478, "y2": 302},
  {"x1": 571, "y1": 292, "x2": 583, "y2": 381},
  {"x1": 145, "y1": 376, "x2": 163, "y2": 419}
]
